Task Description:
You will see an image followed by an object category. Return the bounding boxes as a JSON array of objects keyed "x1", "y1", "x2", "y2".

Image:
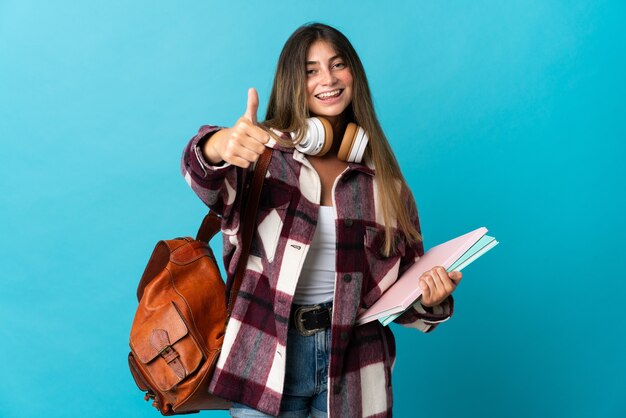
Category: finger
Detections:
[
  {"x1": 244, "y1": 87, "x2": 259, "y2": 124},
  {"x1": 223, "y1": 138, "x2": 262, "y2": 164},
  {"x1": 233, "y1": 146, "x2": 262, "y2": 164},
  {"x1": 419, "y1": 277, "x2": 431, "y2": 304},
  {"x1": 239, "y1": 134, "x2": 268, "y2": 155},
  {"x1": 423, "y1": 272, "x2": 438, "y2": 303},
  {"x1": 245, "y1": 124, "x2": 270, "y2": 145},
  {"x1": 449, "y1": 271, "x2": 463, "y2": 285},
  {"x1": 440, "y1": 273, "x2": 456, "y2": 295},
  {"x1": 223, "y1": 155, "x2": 252, "y2": 169},
  {"x1": 430, "y1": 267, "x2": 446, "y2": 294},
  {"x1": 433, "y1": 267, "x2": 455, "y2": 294},
  {"x1": 235, "y1": 117, "x2": 269, "y2": 146},
  {"x1": 231, "y1": 126, "x2": 266, "y2": 153}
]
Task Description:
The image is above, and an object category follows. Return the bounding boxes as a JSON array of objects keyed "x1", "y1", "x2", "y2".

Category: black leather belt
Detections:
[{"x1": 290, "y1": 304, "x2": 333, "y2": 336}]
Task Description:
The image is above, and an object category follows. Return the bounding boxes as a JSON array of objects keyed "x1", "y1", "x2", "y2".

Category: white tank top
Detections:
[{"x1": 293, "y1": 206, "x2": 336, "y2": 304}]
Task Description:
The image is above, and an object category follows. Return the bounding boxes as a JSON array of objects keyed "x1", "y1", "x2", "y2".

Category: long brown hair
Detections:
[{"x1": 263, "y1": 22, "x2": 421, "y2": 255}]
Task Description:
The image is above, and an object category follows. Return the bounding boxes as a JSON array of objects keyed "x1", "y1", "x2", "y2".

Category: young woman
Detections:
[{"x1": 181, "y1": 22, "x2": 461, "y2": 418}]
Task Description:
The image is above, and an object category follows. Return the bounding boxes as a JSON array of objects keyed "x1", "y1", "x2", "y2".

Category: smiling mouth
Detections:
[{"x1": 315, "y1": 89, "x2": 343, "y2": 100}]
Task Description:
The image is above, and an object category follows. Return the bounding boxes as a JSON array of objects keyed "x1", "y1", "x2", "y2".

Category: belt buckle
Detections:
[{"x1": 294, "y1": 305, "x2": 328, "y2": 337}]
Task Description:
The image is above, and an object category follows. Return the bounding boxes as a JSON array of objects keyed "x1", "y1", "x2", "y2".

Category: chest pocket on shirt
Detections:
[
  {"x1": 253, "y1": 181, "x2": 292, "y2": 263},
  {"x1": 362, "y1": 226, "x2": 406, "y2": 308}
]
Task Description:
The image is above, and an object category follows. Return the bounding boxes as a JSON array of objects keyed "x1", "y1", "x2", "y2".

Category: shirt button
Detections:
[
  {"x1": 342, "y1": 274, "x2": 352, "y2": 283},
  {"x1": 340, "y1": 331, "x2": 349, "y2": 340},
  {"x1": 334, "y1": 385, "x2": 342, "y2": 394},
  {"x1": 344, "y1": 219, "x2": 353, "y2": 227}
]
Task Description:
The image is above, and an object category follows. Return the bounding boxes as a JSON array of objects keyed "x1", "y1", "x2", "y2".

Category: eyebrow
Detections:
[{"x1": 306, "y1": 55, "x2": 343, "y2": 65}]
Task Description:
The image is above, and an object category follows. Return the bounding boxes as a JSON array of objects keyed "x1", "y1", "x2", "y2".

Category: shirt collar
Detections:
[
  {"x1": 266, "y1": 128, "x2": 295, "y2": 153},
  {"x1": 349, "y1": 159, "x2": 376, "y2": 176}
]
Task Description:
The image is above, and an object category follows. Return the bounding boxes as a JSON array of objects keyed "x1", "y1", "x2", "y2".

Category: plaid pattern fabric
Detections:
[{"x1": 181, "y1": 125, "x2": 453, "y2": 417}]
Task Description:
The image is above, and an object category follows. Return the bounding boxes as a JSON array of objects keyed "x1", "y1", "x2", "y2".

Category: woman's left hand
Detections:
[{"x1": 419, "y1": 267, "x2": 462, "y2": 307}]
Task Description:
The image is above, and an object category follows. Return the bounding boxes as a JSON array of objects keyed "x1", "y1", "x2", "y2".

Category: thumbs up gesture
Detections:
[
  {"x1": 202, "y1": 88, "x2": 270, "y2": 168},
  {"x1": 244, "y1": 86, "x2": 260, "y2": 124}
]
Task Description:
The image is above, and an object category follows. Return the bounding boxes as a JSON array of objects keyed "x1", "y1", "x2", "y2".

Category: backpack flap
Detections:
[{"x1": 130, "y1": 302, "x2": 203, "y2": 392}]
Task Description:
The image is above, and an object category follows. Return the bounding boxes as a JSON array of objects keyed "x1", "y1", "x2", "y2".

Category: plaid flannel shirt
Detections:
[{"x1": 181, "y1": 125, "x2": 453, "y2": 417}]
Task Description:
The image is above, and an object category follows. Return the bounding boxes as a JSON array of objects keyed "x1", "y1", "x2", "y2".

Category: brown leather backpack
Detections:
[{"x1": 128, "y1": 149, "x2": 271, "y2": 415}]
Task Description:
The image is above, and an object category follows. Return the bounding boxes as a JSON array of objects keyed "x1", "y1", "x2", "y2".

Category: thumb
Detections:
[{"x1": 244, "y1": 87, "x2": 259, "y2": 124}]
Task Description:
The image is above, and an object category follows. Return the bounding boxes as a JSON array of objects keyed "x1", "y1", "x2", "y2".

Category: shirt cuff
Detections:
[
  {"x1": 192, "y1": 125, "x2": 232, "y2": 174},
  {"x1": 393, "y1": 295, "x2": 454, "y2": 332}
]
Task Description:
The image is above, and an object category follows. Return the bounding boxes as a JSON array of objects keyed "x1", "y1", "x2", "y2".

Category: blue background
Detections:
[{"x1": 1, "y1": 1, "x2": 625, "y2": 417}]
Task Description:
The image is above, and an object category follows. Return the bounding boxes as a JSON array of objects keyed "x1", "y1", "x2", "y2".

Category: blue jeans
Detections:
[{"x1": 230, "y1": 303, "x2": 332, "y2": 418}]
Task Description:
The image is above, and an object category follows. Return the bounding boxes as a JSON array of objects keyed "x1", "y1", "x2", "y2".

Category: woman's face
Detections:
[{"x1": 306, "y1": 40, "x2": 353, "y2": 125}]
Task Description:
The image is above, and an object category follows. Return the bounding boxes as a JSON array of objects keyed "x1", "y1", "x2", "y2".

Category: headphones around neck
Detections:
[{"x1": 293, "y1": 117, "x2": 369, "y2": 163}]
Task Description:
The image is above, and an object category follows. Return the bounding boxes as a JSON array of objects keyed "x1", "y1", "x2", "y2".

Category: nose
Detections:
[{"x1": 320, "y1": 68, "x2": 337, "y2": 85}]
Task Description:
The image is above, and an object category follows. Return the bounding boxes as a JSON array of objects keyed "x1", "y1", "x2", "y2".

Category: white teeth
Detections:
[{"x1": 316, "y1": 89, "x2": 341, "y2": 99}]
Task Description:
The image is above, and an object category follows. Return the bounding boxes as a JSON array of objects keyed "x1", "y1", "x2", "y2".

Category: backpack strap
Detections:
[{"x1": 194, "y1": 148, "x2": 273, "y2": 316}]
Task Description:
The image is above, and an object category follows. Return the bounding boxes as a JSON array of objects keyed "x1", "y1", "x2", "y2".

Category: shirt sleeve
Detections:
[
  {"x1": 180, "y1": 125, "x2": 248, "y2": 219},
  {"x1": 392, "y1": 185, "x2": 454, "y2": 333},
  {"x1": 393, "y1": 295, "x2": 454, "y2": 333}
]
